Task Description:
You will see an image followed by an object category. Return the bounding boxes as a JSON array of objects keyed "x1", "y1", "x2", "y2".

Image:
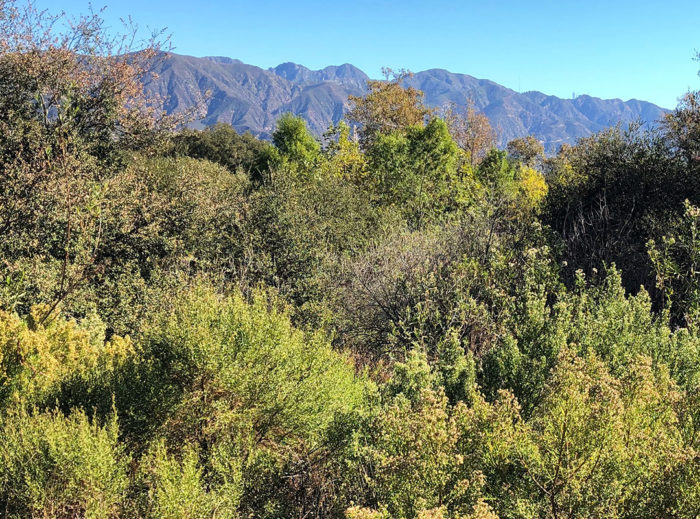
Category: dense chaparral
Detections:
[{"x1": 1, "y1": 2, "x2": 700, "y2": 518}]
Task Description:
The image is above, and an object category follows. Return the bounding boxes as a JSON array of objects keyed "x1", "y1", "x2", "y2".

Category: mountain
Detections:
[
  {"x1": 145, "y1": 53, "x2": 669, "y2": 152},
  {"x1": 402, "y1": 70, "x2": 668, "y2": 150}
]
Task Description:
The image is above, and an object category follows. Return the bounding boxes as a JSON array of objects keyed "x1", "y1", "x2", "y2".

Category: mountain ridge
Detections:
[{"x1": 145, "y1": 53, "x2": 668, "y2": 152}]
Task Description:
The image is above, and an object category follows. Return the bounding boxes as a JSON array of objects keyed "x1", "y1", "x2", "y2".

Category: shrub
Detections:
[{"x1": 0, "y1": 408, "x2": 128, "y2": 518}]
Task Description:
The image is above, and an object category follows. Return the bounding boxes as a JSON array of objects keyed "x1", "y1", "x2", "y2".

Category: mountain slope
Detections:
[{"x1": 145, "y1": 53, "x2": 668, "y2": 151}]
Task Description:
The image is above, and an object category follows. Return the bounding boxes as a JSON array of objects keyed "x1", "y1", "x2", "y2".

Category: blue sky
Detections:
[{"x1": 34, "y1": 0, "x2": 700, "y2": 109}]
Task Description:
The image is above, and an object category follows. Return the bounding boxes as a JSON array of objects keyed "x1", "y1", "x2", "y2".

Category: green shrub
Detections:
[
  {"x1": 0, "y1": 408, "x2": 128, "y2": 518},
  {"x1": 136, "y1": 441, "x2": 239, "y2": 519}
]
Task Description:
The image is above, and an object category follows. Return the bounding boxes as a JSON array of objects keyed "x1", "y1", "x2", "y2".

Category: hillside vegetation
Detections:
[{"x1": 1, "y1": 3, "x2": 700, "y2": 518}]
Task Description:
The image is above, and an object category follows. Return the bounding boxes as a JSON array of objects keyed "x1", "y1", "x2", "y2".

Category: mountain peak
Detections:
[
  {"x1": 203, "y1": 56, "x2": 243, "y2": 65},
  {"x1": 270, "y1": 62, "x2": 312, "y2": 82},
  {"x1": 270, "y1": 61, "x2": 369, "y2": 90}
]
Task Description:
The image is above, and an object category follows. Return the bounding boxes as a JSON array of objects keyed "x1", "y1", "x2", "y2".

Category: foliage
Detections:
[
  {"x1": 170, "y1": 123, "x2": 275, "y2": 181},
  {"x1": 0, "y1": 408, "x2": 128, "y2": 518},
  {"x1": 506, "y1": 136, "x2": 545, "y2": 169},
  {"x1": 0, "y1": 304, "x2": 131, "y2": 409},
  {"x1": 272, "y1": 113, "x2": 320, "y2": 173},
  {"x1": 665, "y1": 89, "x2": 700, "y2": 166},
  {"x1": 0, "y1": 0, "x2": 173, "y2": 322},
  {"x1": 442, "y1": 101, "x2": 497, "y2": 169},
  {"x1": 136, "y1": 441, "x2": 238, "y2": 519},
  {"x1": 346, "y1": 69, "x2": 432, "y2": 149},
  {"x1": 513, "y1": 350, "x2": 698, "y2": 518},
  {"x1": 1, "y1": 3, "x2": 700, "y2": 516},
  {"x1": 648, "y1": 200, "x2": 700, "y2": 327},
  {"x1": 366, "y1": 118, "x2": 472, "y2": 225},
  {"x1": 344, "y1": 351, "x2": 513, "y2": 519},
  {"x1": 542, "y1": 125, "x2": 690, "y2": 295},
  {"x1": 137, "y1": 285, "x2": 366, "y2": 448},
  {"x1": 322, "y1": 121, "x2": 367, "y2": 182}
]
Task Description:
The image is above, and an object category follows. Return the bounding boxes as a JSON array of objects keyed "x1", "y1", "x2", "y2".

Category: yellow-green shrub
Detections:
[
  {"x1": 0, "y1": 408, "x2": 128, "y2": 518},
  {"x1": 0, "y1": 305, "x2": 131, "y2": 409}
]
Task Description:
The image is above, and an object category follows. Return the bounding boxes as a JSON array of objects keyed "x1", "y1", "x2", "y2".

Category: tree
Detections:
[
  {"x1": 507, "y1": 135, "x2": 545, "y2": 168},
  {"x1": 542, "y1": 125, "x2": 683, "y2": 293},
  {"x1": 272, "y1": 113, "x2": 320, "y2": 172},
  {"x1": 0, "y1": 1, "x2": 171, "y2": 319},
  {"x1": 442, "y1": 101, "x2": 496, "y2": 169},
  {"x1": 171, "y1": 122, "x2": 274, "y2": 181},
  {"x1": 321, "y1": 121, "x2": 367, "y2": 182},
  {"x1": 366, "y1": 117, "x2": 465, "y2": 225},
  {"x1": 664, "y1": 53, "x2": 700, "y2": 167},
  {"x1": 346, "y1": 68, "x2": 432, "y2": 149}
]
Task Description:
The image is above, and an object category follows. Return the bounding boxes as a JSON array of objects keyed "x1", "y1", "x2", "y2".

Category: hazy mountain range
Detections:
[{"x1": 144, "y1": 53, "x2": 669, "y2": 152}]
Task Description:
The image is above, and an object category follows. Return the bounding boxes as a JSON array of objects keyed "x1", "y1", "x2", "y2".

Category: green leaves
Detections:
[
  {"x1": 272, "y1": 113, "x2": 321, "y2": 174},
  {"x1": 2, "y1": 7, "x2": 700, "y2": 513},
  {"x1": 366, "y1": 118, "x2": 468, "y2": 225},
  {"x1": 514, "y1": 351, "x2": 697, "y2": 518},
  {"x1": 0, "y1": 408, "x2": 128, "y2": 518},
  {"x1": 140, "y1": 286, "x2": 366, "y2": 450}
]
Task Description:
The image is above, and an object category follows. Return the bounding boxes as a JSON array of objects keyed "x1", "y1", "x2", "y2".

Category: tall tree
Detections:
[
  {"x1": 442, "y1": 101, "x2": 497, "y2": 169},
  {"x1": 346, "y1": 68, "x2": 432, "y2": 149}
]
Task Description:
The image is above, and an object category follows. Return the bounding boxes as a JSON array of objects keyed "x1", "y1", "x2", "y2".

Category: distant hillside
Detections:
[{"x1": 145, "y1": 53, "x2": 668, "y2": 152}]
